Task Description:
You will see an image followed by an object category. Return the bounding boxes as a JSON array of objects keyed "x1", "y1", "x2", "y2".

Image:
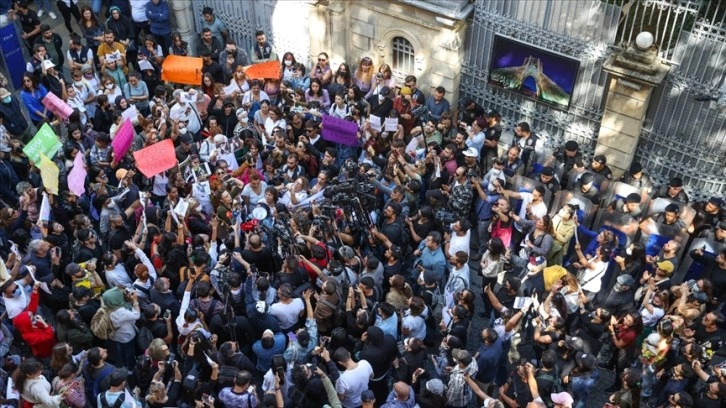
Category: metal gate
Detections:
[
  {"x1": 190, "y1": 0, "x2": 311, "y2": 67},
  {"x1": 460, "y1": 0, "x2": 726, "y2": 201}
]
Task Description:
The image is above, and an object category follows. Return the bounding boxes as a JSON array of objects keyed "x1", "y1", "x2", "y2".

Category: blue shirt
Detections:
[
  {"x1": 466, "y1": 130, "x2": 485, "y2": 153},
  {"x1": 475, "y1": 338, "x2": 502, "y2": 383},
  {"x1": 252, "y1": 332, "x2": 287, "y2": 372},
  {"x1": 20, "y1": 86, "x2": 49, "y2": 122},
  {"x1": 425, "y1": 96, "x2": 450, "y2": 121},
  {"x1": 417, "y1": 243, "x2": 447, "y2": 282}
]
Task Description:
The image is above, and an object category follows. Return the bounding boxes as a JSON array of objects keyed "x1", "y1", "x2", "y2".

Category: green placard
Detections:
[{"x1": 22, "y1": 123, "x2": 62, "y2": 164}]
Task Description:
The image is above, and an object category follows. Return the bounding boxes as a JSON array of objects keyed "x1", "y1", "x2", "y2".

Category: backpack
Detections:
[
  {"x1": 83, "y1": 364, "x2": 114, "y2": 408},
  {"x1": 426, "y1": 288, "x2": 444, "y2": 322},
  {"x1": 136, "y1": 324, "x2": 154, "y2": 352},
  {"x1": 99, "y1": 391, "x2": 124, "y2": 408},
  {"x1": 319, "y1": 292, "x2": 346, "y2": 327},
  {"x1": 90, "y1": 302, "x2": 117, "y2": 340},
  {"x1": 217, "y1": 364, "x2": 240, "y2": 388}
]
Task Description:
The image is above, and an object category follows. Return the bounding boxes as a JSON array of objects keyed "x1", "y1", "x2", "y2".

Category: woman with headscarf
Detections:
[{"x1": 103, "y1": 287, "x2": 141, "y2": 370}]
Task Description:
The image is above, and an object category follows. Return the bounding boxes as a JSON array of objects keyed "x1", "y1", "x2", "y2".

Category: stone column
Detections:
[
  {"x1": 327, "y1": 1, "x2": 348, "y2": 63},
  {"x1": 170, "y1": 0, "x2": 196, "y2": 48},
  {"x1": 595, "y1": 41, "x2": 670, "y2": 179}
]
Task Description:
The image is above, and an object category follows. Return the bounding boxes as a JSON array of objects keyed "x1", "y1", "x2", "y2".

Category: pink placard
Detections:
[
  {"x1": 67, "y1": 153, "x2": 87, "y2": 197},
  {"x1": 111, "y1": 119, "x2": 134, "y2": 163},
  {"x1": 42, "y1": 92, "x2": 73, "y2": 120},
  {"x1": 133, "y1": 139, "x2": 177, "y2": 178}
]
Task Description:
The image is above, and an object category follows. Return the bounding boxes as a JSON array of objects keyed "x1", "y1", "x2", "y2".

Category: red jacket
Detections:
[{"x1": 12, "y1": 291, "x2": 56, "y2": 358}]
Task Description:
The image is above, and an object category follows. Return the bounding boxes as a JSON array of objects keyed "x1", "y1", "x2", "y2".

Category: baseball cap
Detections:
[
  {"x1": 399, "y1": 86, "x2": 412, "y2": 96},
  {"x1": 564, "y1": 140, "x2": 578, "y2": 151},
  {"x1": 657, "y1": 260, "x2": 674, "y2": 274},
  {"x1": 708, "y1": 197, "x2": 724, "y2": 207},
  {"x1": 626, "y1": 193, "x2": 641, "y2": 204},
  {"x1": 541, "y1": 166, "x2": 554, "y2": 176},
  {"x1": 42, "y1": 60, "x2": 55, "y2": 70},
  {"x1": 462, "y1": 147, "x2": 479, "y2": 158},
  {"x1": 629, "y1": 162, "x2": 643, "y2": 174},
  {"x1": 379, "y1": 86, "x2": 391, "y2": 97},
  {"x1": 665, "y1": 203, "x2": 680, "y2": 213},
  {"x1": 115, "y1": 168, "x2": 128, "y2": 181},
  {"x1": 616, "y1": 274, "x2": 635, "y2": 287},
  {"x1": 593, "y1": 155, "x2": 606, "y2": 164},
  {"x1": 361, "y1": 390, "x2": 375, "y2": 402},
  {"x1": 426, "y1": 379, "x2": 445, "y2": 396},
  {"x1": 551, "y1": 392, "x2": 574, "y2": 407},
  {"x1": 565, "y1": 335, "x2": 585, "y2": 351},
  {"x1": 718, "y1": 221, "x2": 726, "y2": 230},
  {"x1": 669, "y1": 177, "x2": 683, "y2": 187},
  {"x1": 451, "y1": 348, "x2": 471, "y2": 364},
  {"x1": 262, "y1": 329, "x2": 274, "y2": 338},
  {"x1": 579, "y1": 172, "x2": 594, "y2": 185}
]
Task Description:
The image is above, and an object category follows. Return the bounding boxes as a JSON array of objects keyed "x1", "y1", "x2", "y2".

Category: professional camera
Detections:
[
  {"x1": 435, "y1": 210, "x2": 457, "y2": 232},
  {"x1": 411, "y1": 104, "x2": 430, "y2": 125}
]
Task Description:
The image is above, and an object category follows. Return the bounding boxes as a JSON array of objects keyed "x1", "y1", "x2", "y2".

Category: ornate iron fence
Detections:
[{"x1": 460, "y1": 0, "x2": 726, "y2": 201}]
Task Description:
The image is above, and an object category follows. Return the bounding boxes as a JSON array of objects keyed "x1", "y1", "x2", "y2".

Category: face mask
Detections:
[
  {"x1": 105, "y1": 84, "x2": 113, "y2": 90},
  {"x1": 626, "y1": 247, "x2": 632, "y2": 256},
  {"x1": 179, "y1": 127, "x2": 188, "y2": 135},
  {"x1": 74, "y1": 81, "x2": 83, "y2": 87},
  {"x1": 230, "y1": 288, "x2": 242, "y2": 296},
  {"x1": 1, "y1": 97, "x2": 10, "y2": 104},
  {"x1": 12, "y1": 287, "x2": 22, "y2": 298},
  {"x1": 284, "y1": 60, "x2": 292, "y2": 66}
]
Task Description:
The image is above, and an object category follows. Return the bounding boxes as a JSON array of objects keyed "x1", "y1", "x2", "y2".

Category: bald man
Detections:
[{"x1": 380, "y1": 381, "x2": 416, "y2": 407}]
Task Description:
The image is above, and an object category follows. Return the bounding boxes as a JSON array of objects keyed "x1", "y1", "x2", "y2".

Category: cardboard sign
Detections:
[
  {"x1": 67, "y1": 153, "x2": 87, "y2": 197},
  {"x1": 138, "y1": 59, "x2": 154, "y2": 71},
  {"x1": 38, "y1": 153, "x2": 59, "y2": 194},
  {"x1": 22, "y1": 123, "x2": 62, "y2": 164},
  {"x1": 161, "y1": 55, "x2": 203, "y2": 85},
  {"x1": 42, "y1": 92, "x2": 73, "y2": 120},
  {"x1": 133, "y1": 139, "x2": 177, "y2": 178},
  {"x1": 321, "y1": 115, "x2": 358, "y2": 147},
  {"x1": 244, "y1": 60, "x2": 280, "y2": 80},
  {"x1": 111, "y1": 119, "x2": 134, "y2": 163}
]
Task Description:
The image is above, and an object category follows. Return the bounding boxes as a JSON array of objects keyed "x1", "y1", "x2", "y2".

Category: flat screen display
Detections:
[{"x1": 488, "y1": 35, "x2": 580, "y2": 110}]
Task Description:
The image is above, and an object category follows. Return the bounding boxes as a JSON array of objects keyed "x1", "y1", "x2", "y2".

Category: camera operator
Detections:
[
  {"x1": 369, "y1": 202, "x2": 408, "y2": 259},
  {"x1": 290, "y1": 347, "x2": 341, "y2": 407},
  {"x1": 240, "y1": 233, "x2": 277, "y2": 275},
  {"x1": 404, "y1": 206, "x2": 436, "y2": 247}
]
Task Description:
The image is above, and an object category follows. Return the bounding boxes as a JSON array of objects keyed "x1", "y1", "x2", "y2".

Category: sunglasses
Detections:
[{"x1": 318, "y1": 58, "x2": 327, "y2": 62}]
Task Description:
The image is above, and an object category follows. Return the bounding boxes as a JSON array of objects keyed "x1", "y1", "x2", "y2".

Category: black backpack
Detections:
[
  {"x1": 136, "y1": 324, "x2": 154, "y2": 352},
  {"x1": 217, "y1": 364, "x2": 240, "y2": 388}
]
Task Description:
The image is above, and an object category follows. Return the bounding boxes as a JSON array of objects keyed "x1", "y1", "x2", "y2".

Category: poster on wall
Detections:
[{"x1": 488, "y1": 34, "x2": 580, "y2": 110}]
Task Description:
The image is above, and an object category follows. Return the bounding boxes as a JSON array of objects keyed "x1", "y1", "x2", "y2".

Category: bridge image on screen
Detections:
[{"x1": 489, "y1": 55, "x2": 572, "y2": 109}]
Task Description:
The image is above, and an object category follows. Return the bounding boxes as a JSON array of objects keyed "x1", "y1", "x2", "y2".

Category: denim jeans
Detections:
[
  {"x1": 571, "y1": 369, "x2": 599, "y2": 408},
  {"x1": 36, "y1": 0, "x2": 52, "y2": 11},
  {"x1": 641, "y1": 362, "x2": 656, "y2": 398}
]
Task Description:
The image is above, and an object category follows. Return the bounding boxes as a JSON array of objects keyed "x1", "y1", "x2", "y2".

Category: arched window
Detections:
[{"x1": 391, "y1": 36, "x2": 415, "y2": 75}]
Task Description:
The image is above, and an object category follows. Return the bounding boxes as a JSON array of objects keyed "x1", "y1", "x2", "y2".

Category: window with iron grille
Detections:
[{"x1": 391, "y1": 36, "x2": 415, "y2": 75}]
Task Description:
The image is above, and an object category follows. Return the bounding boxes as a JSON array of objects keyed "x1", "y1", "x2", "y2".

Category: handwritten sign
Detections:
[
  {"x1": 384, "y1": 117, "x2": 399, "y2": 132},
  {"x1": 369, "y1": 115, "x2": 383, "y2": 132},
  {"x1": 111, "y1": 119, "x2": 134, "y2": 163},
  {"x1": 121, "y1": 105, "x2": 138, "y2": 122},
  {"x1": 161, "y1": 55, "x2": 203, "y2": 85},
  {"x1": 22, "y1": 123, "x2": 62, "y2": 164},
  {"x1": 42, "y1": 92, "x2": 73, "y2": 120},
  {"x1": 38, "y1": 153, "x2": 59, "y2": 194},
  {"x1": 133, "y1": 139, "x2": 177, "y2": 178},
  {"x1": 321, "y1": 115, "x2": 359, "y2": 147},
  {"x1": 244, "y1": 60, "x2": 280, "y2": 80},
  {"x1": 67, "y1": 153, "x2": 87, "y2": 197}
]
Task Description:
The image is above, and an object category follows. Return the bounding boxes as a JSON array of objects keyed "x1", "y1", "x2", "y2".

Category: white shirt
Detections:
[
  {"x1": 241, "y1": 181, "x2": 268, "y2": 206},
  {"x1": 579, "y1": 260, "x2": 609, "y2": 293},
  {"x1": 515, "y1": 192, "x2": 548, "y2": 232},
  {"x1": 3, "y1": 284, "x2": 29, "y2": 319},
  {"x1": 448, "y1": 229, "x2": 471, "y2": 257},
  {"x1": 105, "y1": 264, "x2": 133, "y2": 289},
  {"x1": 109, "y1": 306, "x2": 141, "y2": 343},
  {"x1": 269, "y1": 298, "x2": 305, "y2": 330},
  {"x1": 129, "y1": 0, "x2": 148, "y2": 22},
  {"x1": 402, "y1": 312, "x2": 426, "y2": 341},
  {"x1": 335, "y1": 360, "x2": 373, "y2": 408}
]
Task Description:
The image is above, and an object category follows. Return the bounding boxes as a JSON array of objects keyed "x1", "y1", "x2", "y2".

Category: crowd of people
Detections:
[{"x1": 0, "y1": 1, "x2": 724, "y2": 408}]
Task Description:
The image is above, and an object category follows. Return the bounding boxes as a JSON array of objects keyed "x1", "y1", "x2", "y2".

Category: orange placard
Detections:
[
  {"x1": 133, "y1": 139, "x2": 177, "y2": 178},
  {"x1": 244, "y1": 60, "x2": 281, "y2": 80},
  {"x1": 161, "y1": 55, "x2": 204, "y2": 85}
]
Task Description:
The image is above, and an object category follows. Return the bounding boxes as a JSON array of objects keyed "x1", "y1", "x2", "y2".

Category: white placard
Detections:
[
  {"x1": 174, "y1": 199, "x2": 189, "y2": 219},
  {"x1": 222, "y1": 83, "x2": 238, "y2": 97},
  {"x1": 181, "y1": 92, "x2": 197, "y2": 103},
  {"x1": 138, "y1": 59, "x2": 154, "y2": 71},
  {"x1": 121, "y1": 105, "x2": 139, "y2": 121},
  {"x1": 369, "y1": 115, "x2": 382, "y2": 132},
  {"x1": 105, "y1": 50, "x2": 122, "y2": 63},
  {"x1": 384, "y1": 117, "x2": 398, "y2": 132}
]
